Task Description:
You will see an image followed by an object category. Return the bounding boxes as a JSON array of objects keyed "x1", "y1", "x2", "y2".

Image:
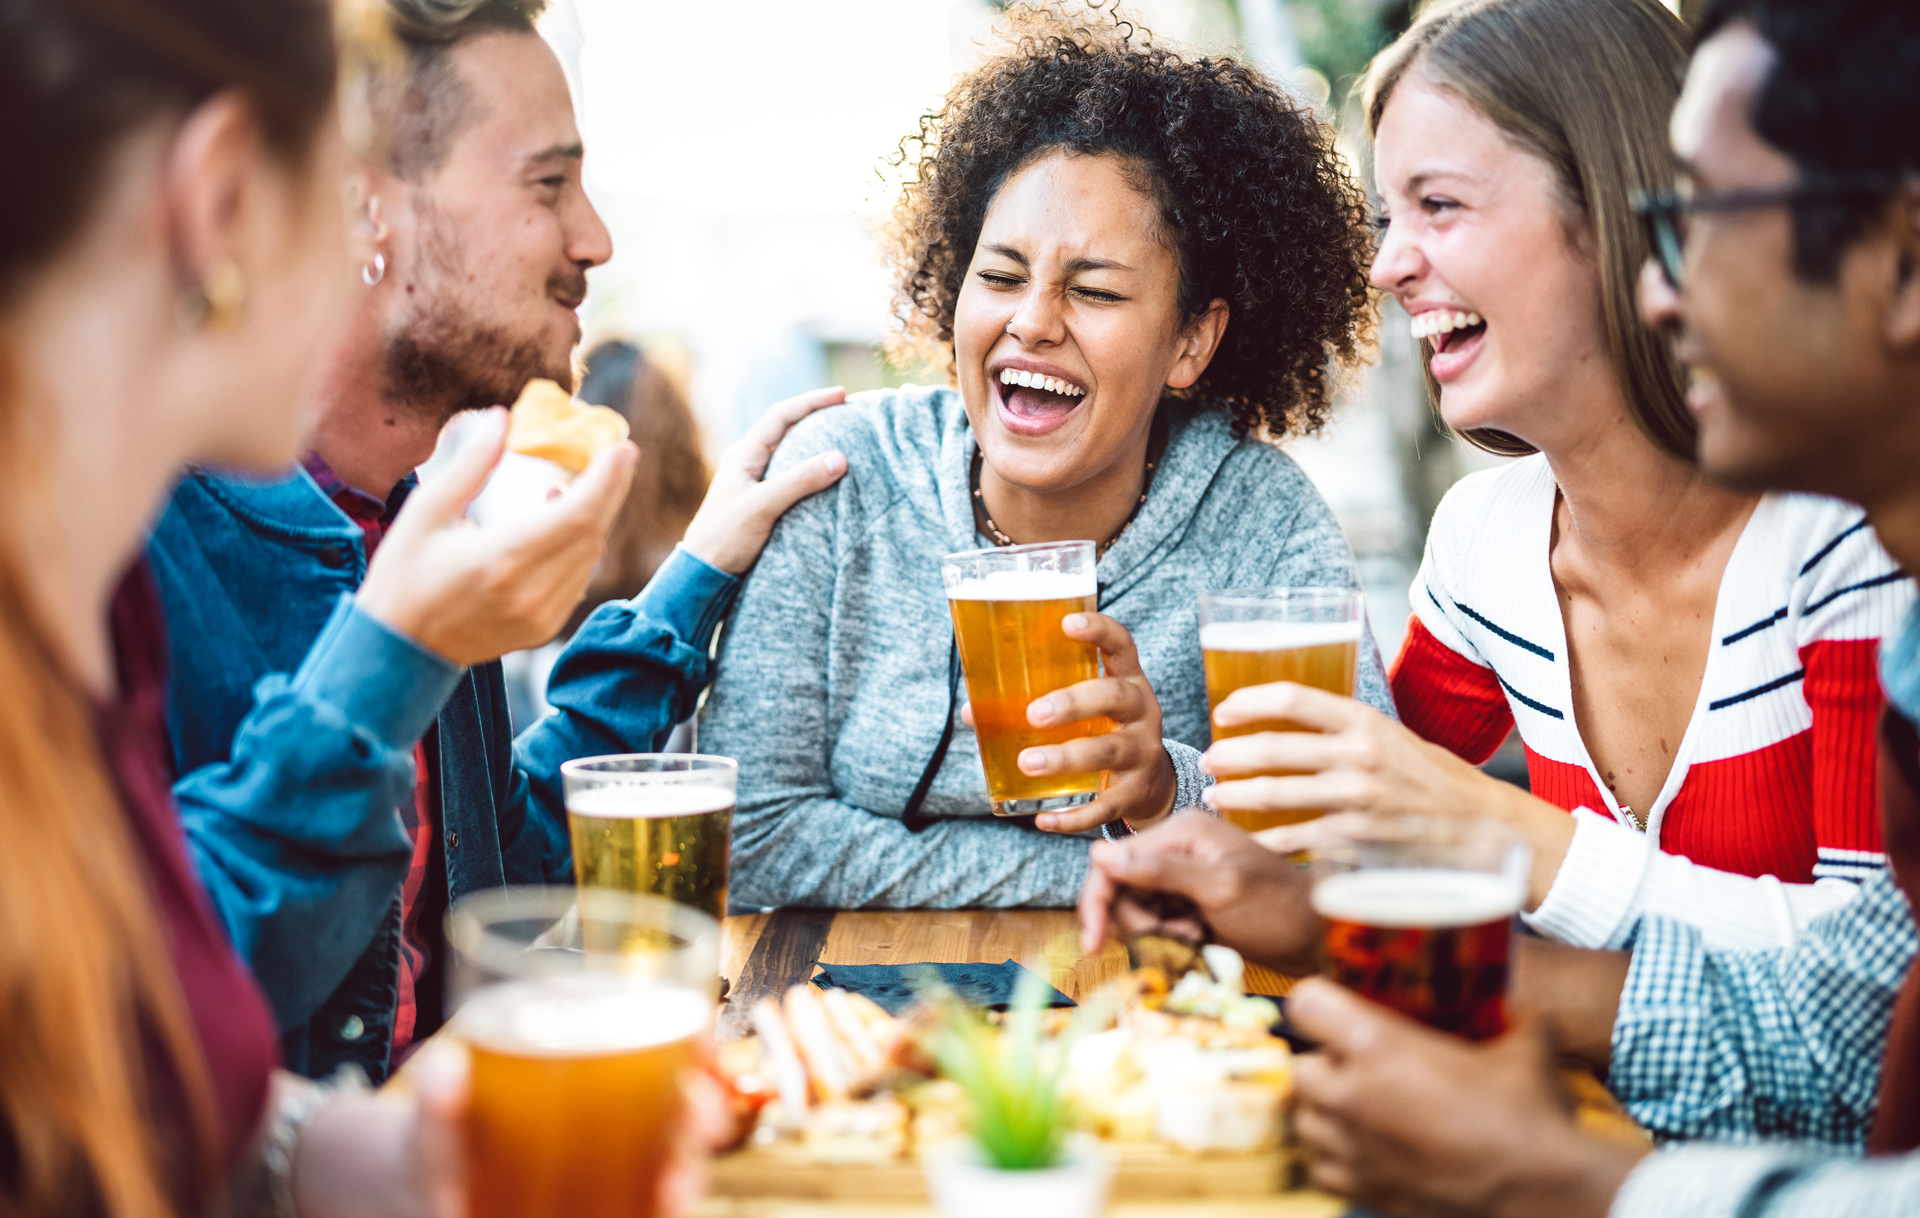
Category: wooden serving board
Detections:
[{"x1": 711, "y1": 1142, "x2": 1302, "y2": 1201}]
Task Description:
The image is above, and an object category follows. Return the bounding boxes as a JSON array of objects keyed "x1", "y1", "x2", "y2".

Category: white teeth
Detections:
[
  {"x1": 996, "y1": 368, "x2": 1084, "y2": 397},
  {"x1": 1408, "y1": 309, "x2": 1484, "y2": 341}
]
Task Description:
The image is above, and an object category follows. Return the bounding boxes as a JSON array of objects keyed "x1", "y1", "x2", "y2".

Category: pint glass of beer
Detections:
[
  {"x1": 943, "y1": 540, "x2": 1111, "y2": 816},
  {"x1": 447, "y1": 887, "x2": 720, "y2": 1218},
  {"x1": 1199, "y1": 587, "x2": 1365, "y2": 830},
  {"x1": 562, "y1": 754, "x2": 737, "y2": 921},
  {"x1": 1310, "y1": 817, "x2": 1529, "y2": 1041}
]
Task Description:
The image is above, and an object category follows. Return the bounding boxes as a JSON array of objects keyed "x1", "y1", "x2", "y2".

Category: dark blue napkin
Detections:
[{"x1": 811, "y1": 959, "x2": 1075, "y2": 1016}]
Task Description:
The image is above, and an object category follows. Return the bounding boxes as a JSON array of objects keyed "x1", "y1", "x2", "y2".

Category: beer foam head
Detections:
[
  {"x1": 459, "y1": 979, "x2": 709, "y2": 1056},
  {"x1": 946, "y1": 568, "x2": 1096, "y2": 601},
  {"x1": 1199, "y1": 620, "x2": 1364, "y2": 652},
  {"x1": 568, "y1": 783, "x2": 735, "y2": 820},
  {"x1": 1311, "y1": 868, "x2": 1522, "y2": 928}
]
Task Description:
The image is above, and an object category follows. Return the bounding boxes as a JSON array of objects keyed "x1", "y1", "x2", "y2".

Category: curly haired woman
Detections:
[{"x1": 701, "y1": 5, "x2": 1390, "y2": 909}]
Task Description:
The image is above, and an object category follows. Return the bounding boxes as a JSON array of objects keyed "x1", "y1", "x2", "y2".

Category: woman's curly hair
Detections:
[{"x1": 883, "y1": 4, "x2": 1376, "y2": 438}]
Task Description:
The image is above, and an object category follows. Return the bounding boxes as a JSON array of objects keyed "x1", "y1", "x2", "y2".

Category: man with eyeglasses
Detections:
[{"x1": 1270, "y1": 0, "x2": 1920, "y2": 1214}]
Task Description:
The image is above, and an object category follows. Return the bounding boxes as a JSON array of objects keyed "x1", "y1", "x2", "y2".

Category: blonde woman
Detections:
[{"x1": 1194, "y1": 0, "x2": 1913, "y2": 951}]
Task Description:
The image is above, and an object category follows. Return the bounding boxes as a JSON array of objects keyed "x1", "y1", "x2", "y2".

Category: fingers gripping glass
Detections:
[{"x1": 1632, "y1": 176, "x2": 1900, "y2": 288}]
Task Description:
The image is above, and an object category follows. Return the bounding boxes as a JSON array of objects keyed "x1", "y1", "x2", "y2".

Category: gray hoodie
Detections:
[{"x1": 701, "y1": 386, "x2": 1392, "y2": 909}]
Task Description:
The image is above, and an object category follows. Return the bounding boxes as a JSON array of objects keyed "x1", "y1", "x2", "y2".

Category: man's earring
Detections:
[
  {"x1": 177, "y1": 256, "x2": 247, "y2": 330},
  {"x1": 361, "y1": 251, "x2": 386, "y2": 287}
]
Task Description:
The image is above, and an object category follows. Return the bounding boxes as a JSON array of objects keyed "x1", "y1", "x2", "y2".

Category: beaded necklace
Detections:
[{"x1": 968, "y1": 409, "x2": 1168, "y2": 559}]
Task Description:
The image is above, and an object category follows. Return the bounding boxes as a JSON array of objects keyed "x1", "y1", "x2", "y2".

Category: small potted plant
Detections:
[{"x1": 918, "y1": 973, "x2": 1116, "y2": 1218}]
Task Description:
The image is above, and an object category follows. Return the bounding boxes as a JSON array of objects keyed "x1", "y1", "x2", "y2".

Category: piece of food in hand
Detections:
[{"x1": 505, "y1": 378, "x2": 630, "y2": 474}]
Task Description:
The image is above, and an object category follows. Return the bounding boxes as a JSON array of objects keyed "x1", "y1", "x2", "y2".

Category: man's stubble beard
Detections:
[{"x1": 379, "y1": 200, "x2": 584, "y2": 427}]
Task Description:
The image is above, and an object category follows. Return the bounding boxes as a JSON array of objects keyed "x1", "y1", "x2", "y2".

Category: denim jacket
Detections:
[{"x1": 148, "y1": 466, "x2": 740, "y2": 1079}]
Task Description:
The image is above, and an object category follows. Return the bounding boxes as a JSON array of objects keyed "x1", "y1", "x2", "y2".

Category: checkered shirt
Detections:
[{"x1": 1608, "y1": 868, "x2": 1917, "y2": 1150}]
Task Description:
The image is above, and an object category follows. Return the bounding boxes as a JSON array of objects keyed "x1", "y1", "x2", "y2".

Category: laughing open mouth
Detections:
[
  {"x1": 1411, "y1": 308, "x2": 1486, "y2": 355},
  {"x1": 996, "y1": 366, "x2": 1086, "y2": 429}
]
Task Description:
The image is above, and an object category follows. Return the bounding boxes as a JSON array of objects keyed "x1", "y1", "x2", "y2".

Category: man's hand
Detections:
[
  {"x1": 680, "y1": 387, "x2": 849, "y2": 575},
  {"x1": 354, "y1": 407, "x2": 636, "y2": 667},
  {"x1": 1288, "y1": 978, "x2": 1647, "y2": 1218},
  {"x1": 960, "y1": 612, "x2": 1175, "y2": 834},
  {"x1": 1076, "y1": 811, "x2": 1319, "y2": 972}
]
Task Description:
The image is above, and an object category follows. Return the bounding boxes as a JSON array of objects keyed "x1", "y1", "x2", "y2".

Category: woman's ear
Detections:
[
  {"x1": 1166, "y1": 298, "x2": 1231, "y2": 390},
  {"x1": 163, "y1": 90, "x2": 263, "y2": 312}
]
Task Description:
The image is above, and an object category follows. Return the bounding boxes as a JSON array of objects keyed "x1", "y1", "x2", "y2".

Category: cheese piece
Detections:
[{"x1": 505, "y1": 378, "x2": 629, "y2": 474}]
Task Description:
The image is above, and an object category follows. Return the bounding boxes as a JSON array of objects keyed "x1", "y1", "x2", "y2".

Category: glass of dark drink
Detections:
[{"x1": 1310, "y1": 816, "x2": 1530, "y2": 1041}]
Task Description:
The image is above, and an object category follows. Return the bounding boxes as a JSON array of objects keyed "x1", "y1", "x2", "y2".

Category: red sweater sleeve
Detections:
[
  {"x1": 1391, "y1": 616, "x2": 1515, "y2": 766},
  {"x1": 1801, "y1": 637, "x2": 1886, "y2": 859}
]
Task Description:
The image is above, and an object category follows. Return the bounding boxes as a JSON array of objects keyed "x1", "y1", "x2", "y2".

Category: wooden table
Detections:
[{"x1": 714, "y1": 907, "x2": 1299, "y2": 1040}]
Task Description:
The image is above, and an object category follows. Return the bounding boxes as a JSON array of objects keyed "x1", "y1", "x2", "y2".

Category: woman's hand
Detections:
[
  {"x1": 288, "y1": 1045, "x2": 467, "y2": 1218},
  {"x1": 1076, "y1": 810, "x2": 1320, "y2": 973},
  {"x1": 1203, "y1": 682, "x2": 1573, "y2": 905},
  {"x1": 679, "y1": 387, "x2": 849, "y2": 575},
  {"x1": 357, "y1": 407, "x2": 637, "y2": 666},
  {"x1": 963, "y1": 612, "x2": 1177, "y2": 835}
]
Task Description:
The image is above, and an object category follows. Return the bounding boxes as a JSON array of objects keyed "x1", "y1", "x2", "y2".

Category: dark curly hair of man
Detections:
[{"x1": 883, "y1": 4, "x2": 1376, "y2": 438}]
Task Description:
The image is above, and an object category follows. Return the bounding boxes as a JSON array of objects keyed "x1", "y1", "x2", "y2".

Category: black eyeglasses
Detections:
[{"x1": 1631, "y1": 176, "x2": 1900, "y2": 288}]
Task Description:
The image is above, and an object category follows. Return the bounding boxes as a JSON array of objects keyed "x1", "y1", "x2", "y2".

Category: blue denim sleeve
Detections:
[
  {"x1": 1608, "y1": 869, "x2": 1916, "y2": 1149},
  {"x1": 174, "y1": 594, "x2": 463, "y2": 1029},
  {"x1": 514, "y1": 545, "x2": 741, "y2": 837}
]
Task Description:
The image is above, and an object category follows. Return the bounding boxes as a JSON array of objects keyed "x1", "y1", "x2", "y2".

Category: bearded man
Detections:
[{"x1": 149, "y1": 0, "x2": 846, "y2": 1081}]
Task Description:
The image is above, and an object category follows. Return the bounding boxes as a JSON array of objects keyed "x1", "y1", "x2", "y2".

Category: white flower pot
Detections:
[{"x1": 922, "y1": 1134, "x2": 1116, "y2": 1218}]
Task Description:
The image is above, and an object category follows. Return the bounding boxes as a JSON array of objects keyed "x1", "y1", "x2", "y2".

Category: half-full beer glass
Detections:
[
  {"x1": 944, "y1": 540, "x2": 1111, "y2": 816},
  {"x1": 1200, "y1": 586, "x2": 1365, "y2": 830},
  {"x1": 562, "y1": 754, "x2": 737, "y2": 920},
  {"x1": 447, "y1": 887, "x2": 720, "y2": 1218},
  {"x1": 1310, "y1": 817, "x2": 1529, "y2": 1041}
]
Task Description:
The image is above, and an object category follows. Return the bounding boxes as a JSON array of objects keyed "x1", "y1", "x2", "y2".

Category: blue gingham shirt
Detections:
[{"x1": 1610, "y1": 602, "x2": 1920, "y2": 1216}]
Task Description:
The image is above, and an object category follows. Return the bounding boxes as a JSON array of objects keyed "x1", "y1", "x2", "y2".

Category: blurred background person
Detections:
[
  {"x1": 499, "y1": 336, "x2": 714, "y2": 727},
  {"x1": 576, "y1": 337, "x2": 711, "y2": 618},
  {"x1": 1194, "y1": 0, "x2": 1912, "y2": 953},
  {"x1": 0, "y1": 0, "x2": 474, "y2": 1213}
]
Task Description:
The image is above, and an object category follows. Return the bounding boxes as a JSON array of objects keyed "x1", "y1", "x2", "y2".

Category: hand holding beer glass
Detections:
[
  {"x1": 1200, "y1": 587, "x2": 1365, "y2": 830},
  {"x1": 1310, "y1": 817, "x2": 1529, "y2": 1041},
  {"x1": 447, "y1": 887, "x2": 720, "y2": 1218},
  {"x1": 563, "y1": 754, "x2": 737, "y2": 920}
]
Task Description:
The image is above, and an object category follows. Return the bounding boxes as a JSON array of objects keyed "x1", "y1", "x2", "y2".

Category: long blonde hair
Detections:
[
  {"x1": 1362, "y1": 0, "x2": 1693, "y2": 461},
  {"x1": 0, "y1": 1, "x2": 341, "y2": 1212}
]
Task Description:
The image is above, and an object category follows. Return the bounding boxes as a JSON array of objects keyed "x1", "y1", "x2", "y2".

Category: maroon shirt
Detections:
[{"x1": 105, "y1": 562, "x2": 278, "y2": 1184}]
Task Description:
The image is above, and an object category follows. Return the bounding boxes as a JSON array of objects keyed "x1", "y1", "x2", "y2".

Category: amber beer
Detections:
[
  {"x1": 561, "y1": 755, "x2": 738, "y2": 921},
  {"x1": 1311, "y1": 818, "x2": 1528, "y2": 1041},
  {"x1": 464, "y1": 978, "x2": 709, "y2": 1218},
  {"x1": 944, "y1": 541, "x2": 1110, "y2": 815},
  {"x1": 448, "y1": 888, "x2": 719, "y2": 1218},
  {"x1": 569, "y1": 785, "x2": 733, "y2": 920},
  {"x1": 1199, "y1": 589, "x2": 1365, "y2": 831}
]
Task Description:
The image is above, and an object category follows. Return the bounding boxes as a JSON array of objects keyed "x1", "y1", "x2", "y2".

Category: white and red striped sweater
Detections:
[{"x1": 1395, "y1": 457, "x2": 1913, "y2": 948}]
